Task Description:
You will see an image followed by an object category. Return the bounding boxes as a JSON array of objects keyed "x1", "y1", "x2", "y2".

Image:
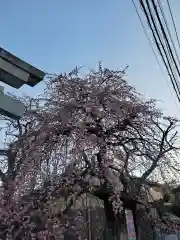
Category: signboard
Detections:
[{"x1": 125, "y1": 209, "x2": 136, "y2": 240}]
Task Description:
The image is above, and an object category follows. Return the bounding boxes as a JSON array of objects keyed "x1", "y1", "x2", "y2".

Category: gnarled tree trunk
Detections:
[
  {"x1": 133, "y1": 204, "x2": 155, "y2": 240},
  {"x1": 103, "y1": 198, "x2": 127, "y2": 240}
]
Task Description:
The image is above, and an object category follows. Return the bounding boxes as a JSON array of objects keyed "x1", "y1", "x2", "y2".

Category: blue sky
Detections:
[{"x1": 1, "y1": 0, "x2": 180, "y2": 118}]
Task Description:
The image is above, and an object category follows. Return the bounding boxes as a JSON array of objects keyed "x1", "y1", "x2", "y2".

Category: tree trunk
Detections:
[
  {"x1": 134, "y1": 204, "x2": 154, "y2": 240},
  {"x1": 103, "y1": 198, "x2": 127, "y2": 240}
]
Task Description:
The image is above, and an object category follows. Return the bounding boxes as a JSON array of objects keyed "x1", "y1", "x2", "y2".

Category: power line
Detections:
[
  {"x1": 131, "y1": 0, "x2": 180, "y2": 111},
  {"x1": 150, "y1": 0, "x2": 180, "y2": 80},
  {"x1": 152, "y1": 0, "x2": 180, "y2": 110},
  {"x1": 140, "y1": 0, "x2": 180, "y2": 102},
  {"x1": 131, "y1": 0, "x2": 163, "y2": 70},
  {"x1": 132, "y1": 0, "x2": 180, "y2": 108},
  {"x1": 131, "y1": 0, "x2": 174, "y2": 89},
  {"x1": 166, "y1": 0, "x2": 180, "y2": 51},
  {"x1": 149, "y1": 0, "x2": 180, "y2": 102},
  {"x1": 156, "y1": 0, "x2": 180, "y2": 98},
  {"x1": 157, "y1": 0, "x2": 180, "y2": 65},
  {"x1": 134, "y1": 0, "x2": 180, "y2": 106}
]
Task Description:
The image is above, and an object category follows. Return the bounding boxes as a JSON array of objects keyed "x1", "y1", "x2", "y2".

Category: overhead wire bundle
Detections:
[{"x1": 132, "y1": 0, "x2": 180, "y2": 105}]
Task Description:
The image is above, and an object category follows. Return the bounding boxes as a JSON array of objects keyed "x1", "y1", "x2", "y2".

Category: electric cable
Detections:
[
  {"x1": 131, "y1": 0, "x2": 180, "y2": 111},
  {"x1": 150, "y1": 0, "x2": 180, "y2": 82},
  {"x1": 149, "y1": 0, "x2": 180, "y2": 102},
  {"x1": 157, "y1": 0, "x2": 180, "y2": 65},
  {"x1": 166, "y1": 0, "x2": 180, "y2": 51},
  {"x1": 140, "y1": 0, "x2": 180, "y2": 102}
]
